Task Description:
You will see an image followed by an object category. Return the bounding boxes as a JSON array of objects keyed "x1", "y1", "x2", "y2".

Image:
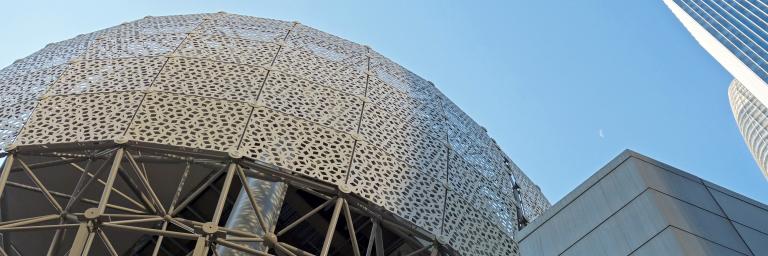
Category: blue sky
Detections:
[{"x1": 1, "y1": 0, "x2": 765, "y2": 204}]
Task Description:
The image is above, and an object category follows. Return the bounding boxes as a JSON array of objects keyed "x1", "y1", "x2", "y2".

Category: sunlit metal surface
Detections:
[{"x1": 0, "y1": 12, "x2": 549, "y2": 255}]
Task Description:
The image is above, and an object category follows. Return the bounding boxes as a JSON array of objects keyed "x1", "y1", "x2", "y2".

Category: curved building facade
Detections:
[
  {"x1": 665, "y1": 0, "x2": 768, "y2": 179},
  {"x1": 0, "y1": 13, "x2": 549, "y2": 255},
  {"x1": 729, "y1": 79, "x2": 768, "y2": 179}
]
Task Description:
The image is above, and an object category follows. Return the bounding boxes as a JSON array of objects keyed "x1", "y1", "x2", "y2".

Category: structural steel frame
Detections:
[{"x1": 0, "y1": 140, "x2": 456, "y2": 256}]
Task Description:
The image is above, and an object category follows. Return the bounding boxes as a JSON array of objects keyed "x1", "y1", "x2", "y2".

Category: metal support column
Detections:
[
  {"x1": 0, "y1": 154, "x2": 15, "y2": 200},
  {"x1": 192, "y1": 162, "x2": 237, "y2": 256},
  {"x1": 67, "y1": 223, "x2": 92, "y2": 256},
  {"x1": 0, "y1": 154, "x2": 14, "y2": 253},
  {"x1": 68, "y1": 148, "x2": 124, "y2": 256},
  {"x1": 217, "y1": 177, "x2": 287, "y2": 255},
  {"x1": 320, "y1": 198, "x2": 344, "y2": 256}
]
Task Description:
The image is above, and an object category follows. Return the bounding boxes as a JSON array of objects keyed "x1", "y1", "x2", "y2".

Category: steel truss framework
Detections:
[
  {"x1": 0, "y1": 13, "x2": 551, "y2": 255},
  {"x1": 0, "y1": 140, "x2": 456, "y2": 256}
]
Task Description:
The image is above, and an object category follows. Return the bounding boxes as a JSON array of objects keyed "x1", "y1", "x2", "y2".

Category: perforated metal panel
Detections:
[{"x1": 0, "y1": 12, "x2": 550, "y2": 255}]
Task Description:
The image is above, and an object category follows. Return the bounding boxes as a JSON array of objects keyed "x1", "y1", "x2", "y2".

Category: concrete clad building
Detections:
[
  {"x1": 517, "y1": 150, "x2": 768, "y2": 256},
  {"x1": 729, "y1": 79, "x2": 768, "y2": 180}
]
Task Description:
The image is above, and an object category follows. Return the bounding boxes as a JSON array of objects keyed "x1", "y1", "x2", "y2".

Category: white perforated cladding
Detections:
[{"x1": 0, "y1": 12, "x2": 550, "y2": 256}]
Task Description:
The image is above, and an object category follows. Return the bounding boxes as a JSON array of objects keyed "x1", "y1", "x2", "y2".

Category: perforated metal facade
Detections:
[{"x1": 0, "y1": 13, "x2": 549, "y2": 255}]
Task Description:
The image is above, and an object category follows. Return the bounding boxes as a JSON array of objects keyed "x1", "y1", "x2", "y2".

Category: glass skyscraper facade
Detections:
[
  {"x1": 671, "y1": 0, "x2": 768, "y2": 82},
  {"x1": 666, "y1": 0, "x2": 768, "y2": 178},
  {"x1": 729, "y1": 79, "x2": 768, "y2": 179}
]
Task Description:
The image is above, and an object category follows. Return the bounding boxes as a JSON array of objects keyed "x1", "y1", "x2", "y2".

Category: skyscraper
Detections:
[
  {"x1": 665, "y1": 0, "x2": 768, "y2": 178},
  {"x1": 729, "y1": 79, "x2": 768, "y2": 179},
  {"x1": 0, "y1": 13, "x2": 549, "y2": 255}
]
